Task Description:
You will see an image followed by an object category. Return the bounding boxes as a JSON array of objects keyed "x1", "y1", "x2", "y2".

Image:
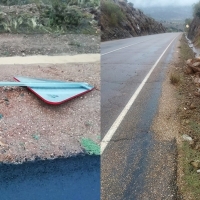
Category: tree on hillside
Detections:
[
  {"x1": 193, "y1": 1, "x2": 200, "y2": 17},
  {"x1": 185, "y1": 18, "x2": 192, "y2": 26},
  {"x1": 128, "y1": 2, "x2": 133, "y2": 7}
]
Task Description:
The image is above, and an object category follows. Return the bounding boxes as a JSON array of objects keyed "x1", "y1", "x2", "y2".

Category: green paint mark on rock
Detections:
[
  {"x1": 0, "y1": 114, "x2": 3, "y2": 119},
  {"x1": 32, "y1": 134, "x2": 40, "y2": 140},
  {"x1": 81, "y1": 138, "x2": 100, "y2": 155}
]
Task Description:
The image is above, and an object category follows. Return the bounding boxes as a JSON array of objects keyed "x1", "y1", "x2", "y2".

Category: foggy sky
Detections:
[{"x1": 130, "y1": 0, "x2": 199, "y2": 7}]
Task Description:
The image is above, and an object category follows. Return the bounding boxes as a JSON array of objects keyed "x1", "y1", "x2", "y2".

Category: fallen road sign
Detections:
[{"x1": 0, "y1": 76, "x2": 94, "y2": 105}]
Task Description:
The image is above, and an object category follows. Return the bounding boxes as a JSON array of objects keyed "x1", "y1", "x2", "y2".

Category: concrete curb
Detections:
[{"x1": 0, "y1": 54, "x2": 100, "y2": 65}]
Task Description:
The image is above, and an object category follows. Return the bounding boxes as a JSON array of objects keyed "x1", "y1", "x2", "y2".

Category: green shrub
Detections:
[
  {"x1": 0, "y1": 0, "x2": 100, "y2": 7},
  {"x1": 170, "y1": 72, "x2": 180, "y2": 85},
  {"x1": 101, "y1": 1, "x2": 125, "y2": 26},
  {"x1": 128, "y1": 2, "x2": 133, "y2": 7},
  {"x1": 41, "y1": 2, "x2": 83, "y2": 28},
  {"x1": 110, "y1": 13, "x2": 118, "y2": 26},
  {"x1": 0, "y1": 0, "x2": 98, "y2": 34},
  {"x1": 0, "y1": 9, "x2": 42, "y2": 33}
]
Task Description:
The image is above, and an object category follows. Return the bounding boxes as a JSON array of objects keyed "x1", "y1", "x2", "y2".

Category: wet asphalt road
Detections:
[
  {"x1": 101, "y1": 33, "x2": 181, "y2": 199},
  {"x1": 0, "y1": 155, "x2": 100, "y2": 200}
]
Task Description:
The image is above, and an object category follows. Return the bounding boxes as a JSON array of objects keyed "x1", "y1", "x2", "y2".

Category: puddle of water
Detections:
[{"x1": 0, "y1": 155, "x2": 100, "y2": 200}]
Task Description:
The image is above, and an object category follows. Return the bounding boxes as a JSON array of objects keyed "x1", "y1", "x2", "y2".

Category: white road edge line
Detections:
[
  {"x1": 101, "y1": 35, "x2": 179, "y2": 154},
  {"x1": 101, "y1": 39, "x2": 151, "y2": 56}
]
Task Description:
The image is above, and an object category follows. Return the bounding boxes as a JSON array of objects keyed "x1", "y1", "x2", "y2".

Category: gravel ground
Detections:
[
  {"x1": 0, "y1": 33, "x2": 100, "y2": 57},
  {"x1": 148, "y1": 35, "x2": 200, "y2": 200},
  {"x1": 0, "y1": 63, "x2": 100, "y2": 163},
  {"x1": 173, "y1": 37, "x2": 200, "y2": 199},
  {"x1": 152, "y1": 54, "x2": 181, "y2": 143},
  {"x1": 138, "y1": 37, "x2": 182, "y2": 199},
  {"x1": 134, "y1": 61, "x2": 181, "y2": 199},
  {"x1": 138, "y1": 140, "x2": 177, "y2": 200}
]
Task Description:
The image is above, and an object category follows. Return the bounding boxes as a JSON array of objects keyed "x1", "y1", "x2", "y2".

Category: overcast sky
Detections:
[{"x1": 130, "y1": 0, "x2": 199, "y2": 7}]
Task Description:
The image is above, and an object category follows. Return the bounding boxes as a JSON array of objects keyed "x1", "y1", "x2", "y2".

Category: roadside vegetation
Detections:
[
  {"x1": 175, "y1": 35, "x2": 200, "y2": 199},
  {"x1": 170, "y1": 71, "x2": 180, "y2": 85},
  {"x1": 0, "y1": 0, "x2": 100, "y2": 34},
  {"x1": 193, "y1": 0, "x2": 200, "y2": 17},
  {"x1": 101, "y1": 0, "x2": 125, "y2": 27}
]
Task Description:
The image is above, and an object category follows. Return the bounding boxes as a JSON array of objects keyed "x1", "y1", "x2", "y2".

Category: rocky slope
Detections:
[
  {"x1": 141, "y1": 6, "x2": 193, "y2": 21},
  {"x1": 187, "y1": 2, "x2": 200, "y2": 47},
  {"x1": 188, "y1": 16, "x2": 200, "y2": 42},
  {"x1": 101, "y1": 0, "x2": 166, "y2": 41}
]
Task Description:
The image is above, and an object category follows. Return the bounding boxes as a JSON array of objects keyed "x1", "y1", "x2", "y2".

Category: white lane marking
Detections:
[
  {"x1": 101, "y1": 39, "x2": 151, "y2": 56},
  {"x1": 101, "y1": 35, "x2": 179, "y2": 154}
]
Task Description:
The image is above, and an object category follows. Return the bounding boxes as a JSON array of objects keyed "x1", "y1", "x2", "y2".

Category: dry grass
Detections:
[
  {"x1": 170, "y1": 72, "x2": 180, "y2": 85},
  {"x1": 180, "y1": 142, "x2": 200, "y2": 199},
  {"x1": 179, "y1": 39, "x2": 194, "y2": 64}
]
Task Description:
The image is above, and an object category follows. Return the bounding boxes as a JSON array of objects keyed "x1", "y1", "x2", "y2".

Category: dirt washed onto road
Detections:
[
  {"x1": 0, "y1": 62, "x2": 100, "y2": 164},
  {"x1": 0, "y1": 33, "x2": 100, "y2": 57}
]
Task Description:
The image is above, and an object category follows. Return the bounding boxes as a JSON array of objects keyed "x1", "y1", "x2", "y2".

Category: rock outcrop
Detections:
[
  {"x1": 101, "y1": 0, "x2": 166, "y2": 41},
  {"x1": 185, "y1": 58, "x2": 200, "y2": 74},
  {"x1": 188, "y1": 16, "x2": 200, "y2": 41}
]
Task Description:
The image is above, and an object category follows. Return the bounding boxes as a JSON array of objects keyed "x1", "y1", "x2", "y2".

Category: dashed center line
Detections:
[{"x1": 101, "y1": 39, "x2": 152, "y2": 56}]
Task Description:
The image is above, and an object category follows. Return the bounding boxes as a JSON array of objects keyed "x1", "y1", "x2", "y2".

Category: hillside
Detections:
[
  {"x1": 0, "y1": 0, "x2": 100, "y2": 35},
  {"x1": 188, "y1": 16, "x2": 200, "y2": 40},
  {"x1": 101, "y1": 0, "x2": 166, "y2": 41},
  {"x1": 140, "y1": 6, "x2": 193, "y2": 21},
  {"x1": 140, "y1": 6, "x2": 193, "y2": 32},
  {"x1": 187, "y1": 2, "x2": 200, "y2": 47}
]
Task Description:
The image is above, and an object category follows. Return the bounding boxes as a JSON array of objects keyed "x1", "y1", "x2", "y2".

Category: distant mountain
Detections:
[
  {"x1": 101, "y1": 0, "x2": 166, "y2": 41},
  {"x1": 139, "y1": 6, "x2": 193, "y2": 21}
]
